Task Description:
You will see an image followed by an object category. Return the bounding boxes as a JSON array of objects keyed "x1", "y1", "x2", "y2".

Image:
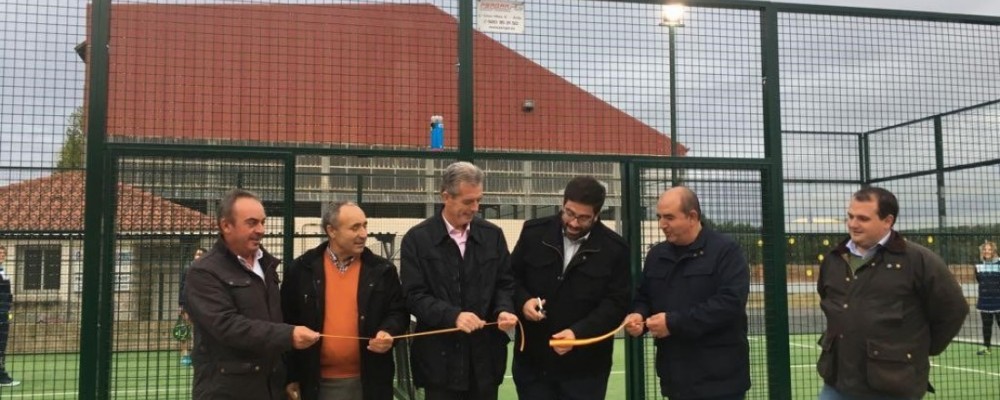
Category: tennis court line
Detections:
[
  {"x1": 748, "y1": 336, "x2": 819, "y2": 350},
  {"x1": 931, "y1": 363, "x2": 1000, "y2": 378},
  {"x1": 2, "y1": 387, "x2": 187, "y2": 399},
  {"x1": 756, "y1": 337, "x2": 1000, "y2": 378}
]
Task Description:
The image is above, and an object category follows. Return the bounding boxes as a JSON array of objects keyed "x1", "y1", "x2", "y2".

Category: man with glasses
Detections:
[{"x1": 510, "y1": 176, "x2": 630, "y2": 400}]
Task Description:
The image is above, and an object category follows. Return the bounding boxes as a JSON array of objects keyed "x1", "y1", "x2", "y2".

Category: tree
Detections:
[{"x1": 56, "y1": 107, "x2": 85, "y2": 170}]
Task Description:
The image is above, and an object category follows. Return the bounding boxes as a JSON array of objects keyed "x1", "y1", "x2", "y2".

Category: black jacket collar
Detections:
[
  {"x1": 831, "y1": 230, "x2": 906, "y2": 257},
  {"x1": 298, "y1": 241, "x2": 381, "y2": 270},
  {"x1": 211, "y1": 238, "x2": 279, "y2": 269},
  {"x1": 427, "y1": 211, "x2": 487, "y2": 247},
  {"x1": 539, "y1": 214, "x2": 612, "y2": 254},
  {"x1": 657, "y1": 226, "x2": 708, "y2": 260}
]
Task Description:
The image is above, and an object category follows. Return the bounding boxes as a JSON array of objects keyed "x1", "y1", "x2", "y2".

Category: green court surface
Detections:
[
  {"x1": 1, "y1": 336, "x2": 998, "y2": 399},
  {"x1": 499, "y1": 335, "x2": 1000, "y2": 399}
]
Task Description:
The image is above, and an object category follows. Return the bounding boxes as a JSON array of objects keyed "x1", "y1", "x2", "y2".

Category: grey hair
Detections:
[
  {"x1": 440, "y1": 161, "x2": 484, "y2": 195},
  {"x1": 322, "y1": 200, "x2": 358, "y2": 232}
]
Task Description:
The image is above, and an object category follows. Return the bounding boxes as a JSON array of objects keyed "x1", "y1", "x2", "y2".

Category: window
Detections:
[{"x1": 22, "y1": 245, "x2": 61, "y2": 290}]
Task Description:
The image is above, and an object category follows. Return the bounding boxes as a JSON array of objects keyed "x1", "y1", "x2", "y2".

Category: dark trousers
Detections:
[
  {"x1": 423, "y1": 386, "x2": 498, "y2": 400},
  {"x1": 515, "y1": 375, "x2": 609, "y2": 400},
  {"x1": 667, "y1": 393, "x2": 746, "y2": 400},
  {"x1": 513, "y1": 359, "x2": 610, "y2": 400},
  {"x1": 983, "y1": 312, "x2": 1000, "y2": 347},
  {"x1": 0, "y1": 311, "x2": 9, "y2": 376},
  {"x1": 423, "y1": 357, "x2": 499, "y2": 400}
]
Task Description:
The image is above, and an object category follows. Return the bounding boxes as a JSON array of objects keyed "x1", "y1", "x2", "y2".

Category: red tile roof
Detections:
[
  {"x1": 0, "y1": 171, "x2": 216, "y2": 232},
  {"x1": 98, "y1": 3, "x2": 685, "y2": 156}
]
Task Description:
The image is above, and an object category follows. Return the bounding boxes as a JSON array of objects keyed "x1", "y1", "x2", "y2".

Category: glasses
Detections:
[{"x1": 562, "y1": 207, "x2": 596, "y2": 225}]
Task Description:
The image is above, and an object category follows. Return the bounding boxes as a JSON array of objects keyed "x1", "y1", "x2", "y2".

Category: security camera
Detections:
[{"x1": 522, "y1": 99, "x2": 535, "y2": 113}]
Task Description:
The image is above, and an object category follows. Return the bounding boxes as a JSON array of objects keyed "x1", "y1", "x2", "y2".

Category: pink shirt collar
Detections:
[{"x1": 443, "y1": 217, "x2": 469, "y2": 258}]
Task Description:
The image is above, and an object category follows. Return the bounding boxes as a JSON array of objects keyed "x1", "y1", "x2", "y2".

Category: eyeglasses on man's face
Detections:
[{"x1": 562, "y1": 206, "x2": 596, "y2": 225}]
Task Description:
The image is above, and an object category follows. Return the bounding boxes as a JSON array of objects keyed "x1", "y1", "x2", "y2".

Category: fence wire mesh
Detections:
[
  {"x1": 779, "y1": 10, "x2": 1000, "y2": 399},
  {"x1": 1, "y1": 0, "x2": 999, "y2": 399}
]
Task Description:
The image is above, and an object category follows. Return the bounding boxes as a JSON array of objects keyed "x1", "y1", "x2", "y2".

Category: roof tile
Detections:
[
  {"x1": 98, "y1": 3, "x2": 685, "y2": 156},
  {"x1": 0, "y1": 171, "x2": 216, "y2": 232}
]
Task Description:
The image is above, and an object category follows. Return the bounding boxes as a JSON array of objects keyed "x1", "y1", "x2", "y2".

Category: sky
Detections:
[
  {"x1": 786, "y1": 0, "x2": 1000, "y2": 16},
  {"x1": 1, "y1": 0, "x2": 999, "y2": 229}
]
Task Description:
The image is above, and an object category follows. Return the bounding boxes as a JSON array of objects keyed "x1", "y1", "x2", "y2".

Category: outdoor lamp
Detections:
[{"x1": 660, "y1": 3, "x2": 686, "y2": 27}]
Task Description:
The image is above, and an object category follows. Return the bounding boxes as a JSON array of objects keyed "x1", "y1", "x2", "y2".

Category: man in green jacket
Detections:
[{"x1": 816, "y1": 187, "x2": 968, "y2": 400}]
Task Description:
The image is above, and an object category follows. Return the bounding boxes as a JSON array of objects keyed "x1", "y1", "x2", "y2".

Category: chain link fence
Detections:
[{"x1": 1, "y1": 0, "x2": 998, "y2": 399}]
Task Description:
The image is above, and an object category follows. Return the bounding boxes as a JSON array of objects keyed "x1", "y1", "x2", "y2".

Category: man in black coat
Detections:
[
  {"x1": 281, "y1": 201, "x2": 409, "y2": 400},
  {"x1": 625, "y1": 186, "x2": 750, "y2": 400},
  {"x1": 400, "y1": 161, "x2": 519, "y2": 400},
  {"x1": 511, "y1": 176, "x2": 630, "y2": 400},
  {"x1": 0, "y1": 245, "x2": 18, "y2": 387},
  {"x1": 178, "y1": 246, "x2": 206, "y2": 367},
  {"x1": 185, "y1": 189, "x2": 321, "y2": 400}
]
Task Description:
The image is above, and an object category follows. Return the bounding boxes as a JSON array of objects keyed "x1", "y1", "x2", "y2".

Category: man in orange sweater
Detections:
[{"x1": 282, "y1": 201, "x2": 409, "y2": 400}]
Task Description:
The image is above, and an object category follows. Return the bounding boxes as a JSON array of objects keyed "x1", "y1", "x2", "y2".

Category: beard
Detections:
[{"x1": 564, "y1": 225, "x2": 590, "y2": 241}]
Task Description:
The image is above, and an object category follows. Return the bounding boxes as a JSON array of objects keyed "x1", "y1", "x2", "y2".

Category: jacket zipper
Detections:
[
  {"x1": 542, "y1": 240, "x2": 564, "y2": 279},
  {"x1": 263, "y1": 259, "x2": 280, "y2": 320}
]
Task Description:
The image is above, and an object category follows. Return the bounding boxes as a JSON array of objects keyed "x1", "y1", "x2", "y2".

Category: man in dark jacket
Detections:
[
  {"x1": 0, "y1": 245, "x2": 19, "y2": 387},
  {"x1": 281, "y1": 201, "x2": 409, "y2": 400},
  {"x1": 185, "y1": 189, "x2": 321, "y2": 400},
  {"x1": 625, "y1": 186, "x2": 750, "y2": 400},
  {"x1": 511, "y1": 176, "x2": 629, "y2": 400},
  {"x1": 815, "y1": 187, "x2": 968, "y2": 400},
  {"x1": 400, "y1": 161, "x2": 519, "y2": 400},
  {"x1": 178, "y1": 247, "x2": 206, "y2": 367}
]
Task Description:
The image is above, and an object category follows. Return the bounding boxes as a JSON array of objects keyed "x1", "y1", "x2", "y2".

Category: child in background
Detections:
[{"x1": 975, "y1": 240, "x2": 1000, "y2": 355}]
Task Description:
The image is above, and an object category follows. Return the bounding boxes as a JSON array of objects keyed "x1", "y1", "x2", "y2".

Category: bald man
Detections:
[{"x1": 624, "y1": 187, "x2": 750, "y2": 400}]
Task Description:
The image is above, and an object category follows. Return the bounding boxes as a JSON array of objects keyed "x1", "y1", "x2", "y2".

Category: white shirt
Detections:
[
  {"x1": 0, "y1": 262, "x2": 7, "y2": 281},
  {"x1": 846, "y1": 231, "x2": 892, "y2": 260},
  {"x1": 563, "y1": 231, "x2": 591, "y2": 271},
  {"x1": 236, "y1": 249, "x2": 265, "y2": 281}
]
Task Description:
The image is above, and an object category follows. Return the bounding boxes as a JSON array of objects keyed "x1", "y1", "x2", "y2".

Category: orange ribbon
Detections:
[
  {"x1": 321, "y1": 320, "x2": 527, "y2": 352},
  {"x1": 548, "y1": 320, "x2": 628, "y2": 348}
]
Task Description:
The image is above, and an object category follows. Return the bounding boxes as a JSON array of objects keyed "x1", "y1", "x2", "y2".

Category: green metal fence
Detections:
[{"x1": 1, "y1": 0, "x2": 999, "y2": 399}]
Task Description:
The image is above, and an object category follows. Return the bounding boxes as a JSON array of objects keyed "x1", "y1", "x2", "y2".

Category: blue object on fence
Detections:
[{"x1": 430, "y1": 115, "x2": 444, "y2": 150}]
